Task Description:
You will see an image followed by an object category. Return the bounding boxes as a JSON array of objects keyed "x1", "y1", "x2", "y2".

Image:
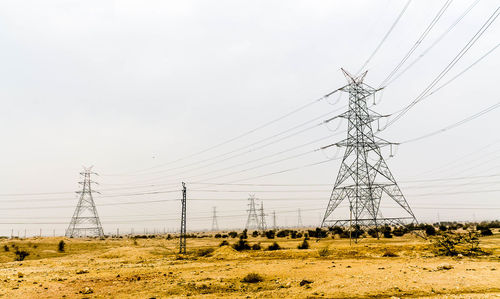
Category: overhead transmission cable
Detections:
[
  {"x1": 356, "y1": 0, "x2": 413, "y2": 74},
  {"x1": 386, "y1": 0, "x2": 482, "y2": 85},
  {"x1": 402, "y1": 101, "x2": 500, "y2": 143},
  {"x1": 379, "y1": 0, "x2": 454, "y2": 87},
  {"x1": 103, "y1": 89, "x2": 343, "y2": 176},
  {"x1": 100, "y1": 105, "x2": 346, "y2": 186},
  {"x1": 383, "y1": 6, "x2": 500, "y2": 129}
]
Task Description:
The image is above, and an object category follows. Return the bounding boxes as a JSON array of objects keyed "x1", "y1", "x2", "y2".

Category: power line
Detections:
[
  {"x1": 384, "y1": 6, "x2": 500, "y2": 129},
  {"x1": 379, "y1": 0, "x2": 454, "y2": 87},
  {"x1": 386, "y1": 0, "x2": 482, "y2": 85},
  {"x1": 103, "y1": 90, "x2": 343, "y2": 177},
  {"x1": 402, "y1": 101, "x2": 500, "y2": 143},
  {"x1": 357, "y1": 0, "x2": 413, "y2": 74}
]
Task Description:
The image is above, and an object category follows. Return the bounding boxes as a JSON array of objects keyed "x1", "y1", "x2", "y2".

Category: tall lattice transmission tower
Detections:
[
  {"x1": 66, "y1": 167, "x2": 104, "y2": 238},
  {"x1": 211, "y1": 206, "x2": 219, "y2": 231},
  {"x1": 245, "y1": 195, "x2": 260, "y2": 230},
  {"x1": 297, "y1": 208, "x2": 303, "y2": 228},
  {"x1": 259, "y1": 202, "x2": 267, "y2": 231},
  {"x1": 321, "y1": 69, "x2": 417, "y2": 236}
]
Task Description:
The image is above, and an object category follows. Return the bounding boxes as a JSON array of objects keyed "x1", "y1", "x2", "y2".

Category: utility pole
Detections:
[
  {"x1": 321, "y1": 69, "x2": 417, "y2": 242},
  {"x1": 259, "y1": 202, "x2": 267, "y2": 231},
  {"x1": 211, "y1": 207, "x2": 219, "y2": 231},
  {"x1": 273, "y1": 211, "x2": 277, "y2": 230},
  {"x1": 66, "y1": 166, "x2": 104, "y2": 238},
  {"x1": 297, "y1": 208, "x2": 303, "y2": 228},
  {"x1": 179, "y1": 182, "x2": 187, "y2": 254},
  {"x1": 245, "y1": 195, "x2": 260, "y2": 230}
]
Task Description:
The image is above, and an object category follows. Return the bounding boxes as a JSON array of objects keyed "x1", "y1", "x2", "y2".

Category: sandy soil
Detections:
[{"x1": 0, "y1": 234, "x2": 498, "y2": 298}]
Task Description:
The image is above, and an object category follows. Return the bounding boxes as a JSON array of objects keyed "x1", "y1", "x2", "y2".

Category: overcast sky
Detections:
[{"x1": 0, "y1": 0, "x2": 499, "y2": 236}]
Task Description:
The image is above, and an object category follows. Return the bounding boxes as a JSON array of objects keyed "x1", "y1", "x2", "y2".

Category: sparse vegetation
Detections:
[
  {"x1": 219, "y1": 240, "x2": 229, "y2": 246},
  {"x1": 58, "y1": 240, "x2": 66, "y2": 252},
  {"x1": 196, "y1": 247, "x2": 215, "y2": 257},
  {"x1": 432, "y1": 230, "x2": 488, "y2": 256},
  {"x1": 232, "y1": 239, "x2": 251, "y2": 251},
  {"x1": 251, "y1": 243, "x2": 261, "y2": 250},
  {"x1": 425, "y1": 225, "x2": 437, "y2": 236},
  {"x1": 318, "y1": 246, "x2": 330, "y2": 257},
  {"x1": 298, "y1": 239, "x2": 309, "y2": 249},
  {"x1": 0, "y1": 231, "x2": 498, "y2": 297},
  {"x1": 267, "y1": 242, "x2": 281, "y2": 251},
  {"x1": 14, "y1": 249, "x2": 30, "y2": 261},
  {"x1": 382, "y1": 248, "x2": 398, "y2": 257},
  {"x1": 241, "y1": 272, "x2": 263, "y2": 283},
  {"x1": 480, "y1": 228, "x2": 493, "y2": 236},
  {"x1": 264, "y1": 230, "x2": 275, "y2": 239}
]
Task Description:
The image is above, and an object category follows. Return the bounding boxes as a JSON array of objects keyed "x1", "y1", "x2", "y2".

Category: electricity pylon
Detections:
[
  {"x1": 259, "y1": 202, "x2": 267, "y2": 231},
  {"x1": 66, "y1": 167, "x2": 104, "y2": 238},
  {"x1": 321, "y1": 69, "x2": 417, "y2": 239},
  {"x1": 245, "y1": 195, "x2": 259, "y2": 230},
  {"x1": 211, "y1": 206, "x2": 219, "y2": 231},
  {"x1": 297, "y1": 208, "x2": 303, "y2": 228}
]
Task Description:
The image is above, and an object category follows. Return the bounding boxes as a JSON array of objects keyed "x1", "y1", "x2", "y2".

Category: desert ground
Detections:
[{"x1": 0, "y1": 232, "x2": 499, "y2": 298}]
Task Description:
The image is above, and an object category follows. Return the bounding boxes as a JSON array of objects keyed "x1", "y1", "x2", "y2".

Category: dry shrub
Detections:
[
  {"x1": 232, "y1": 239, "x2": 251, "y2": 251},
  {"x1": 241, "y1": 272, "x2": 263, "y2": 283},
  {"x1": 15, "y1": 250, "x2": 30, "y2": 261},
  {"x1": 297, "y1": 239, "x2": 309, "y2": 250},
  {"x1": 318, "y1": 246, "x2": 330, "y2": 257},
  {"x1": 196, "y1": 247, "x2": 215, "y2": 257},
  {"x1": 382, "y1": 248, "x2": 398, "y2": 257},
  {"x1": 58, "y1": 240, "x2": 65, "y2": 252},
  {"x1": 267, "y1": 242, "x2": 281, "y2": 251},
  {"x1": 432, "y1": 230, "x2": 488, "y2": 256}
]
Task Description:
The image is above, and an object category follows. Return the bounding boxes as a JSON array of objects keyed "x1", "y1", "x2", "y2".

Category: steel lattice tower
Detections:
[
  {"x1": 259, "y1": 202, "x2": 267, "y2": 231},
  {"x1": 66, "y1": 167, "x2": 104, "y2": 238},
  {"x1": 211, "y1": 206, "x2": 219, "y2": 231},
  {"x1": 245, "y1": 195, "x2": 260, "y2": 230},
  {"x1": 321, "y1": 69, "x2": 417, "y2": 235},
  {"x1": 297, "y1": 208, "x2": 303, "y2": 228}
]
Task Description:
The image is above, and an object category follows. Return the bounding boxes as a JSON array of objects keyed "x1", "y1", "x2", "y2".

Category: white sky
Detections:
[{"x1": 0, "y1": 0, "x2": 499, "y2": 236}]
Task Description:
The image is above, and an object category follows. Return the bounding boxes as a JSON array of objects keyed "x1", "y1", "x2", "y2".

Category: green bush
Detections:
[
  {"x1": 425, "y1": 225, "x2": 436, "y2": 236},
  {"x1": 265, "y1": 230, "x2": 275, "y2": 239},
  {"x1": 232, "y1": 239, "x2": 251, "y2": 251},
  {"x1": 58, "y1": 240, "x2": 65, "y2": 252},
  {"x1": 432, "y1": 230, "x2": 488, "y2": 256},
  {"x1": 297, "y1": 239, "x2": 309, "y2": 250},
  {"x1": 219, "y1": 240, "x2": 229, "y2": 247},
  {"x1": 251, "y1": 243, "x2": 261, "y2": 250},
  {"x1": 267, "y1": 242, "x2": 281, "y2": 251},
  {"x1": 480, "y1": 228, "x2": 493, "y2": 236},
  {"x1": 14, "y1": 250, "x2": 30, "y2": 261}
]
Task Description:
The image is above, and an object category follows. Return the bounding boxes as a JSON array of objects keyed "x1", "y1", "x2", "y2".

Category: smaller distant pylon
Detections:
[{"x1": 66, "y1": 167, "x2": 104, "y2": 238}]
